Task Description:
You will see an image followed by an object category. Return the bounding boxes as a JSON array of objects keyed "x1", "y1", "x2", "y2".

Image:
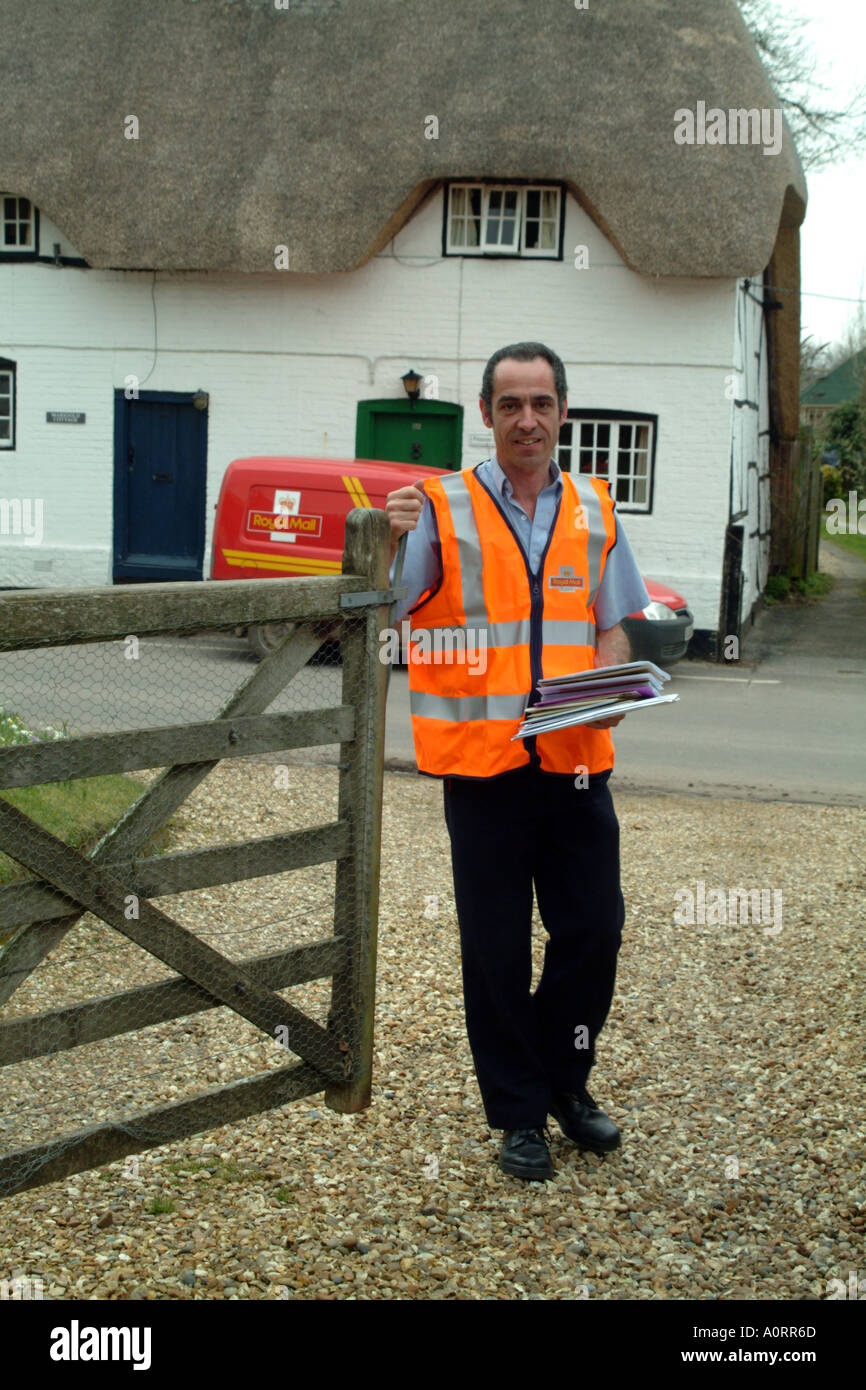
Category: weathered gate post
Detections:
[{"x1": 324, "y1": 507, "x2": 391, "y2": 1113}]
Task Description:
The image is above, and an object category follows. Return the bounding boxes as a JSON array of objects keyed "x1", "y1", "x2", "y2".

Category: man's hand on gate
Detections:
[{"x1": 385, "y1": 483, "x2": 427, "y2": 557}]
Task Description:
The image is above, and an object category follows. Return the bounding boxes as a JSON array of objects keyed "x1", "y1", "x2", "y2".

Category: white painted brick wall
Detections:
[{"x1": 0, "y1": 190, "x2": 747, "y2": 629}]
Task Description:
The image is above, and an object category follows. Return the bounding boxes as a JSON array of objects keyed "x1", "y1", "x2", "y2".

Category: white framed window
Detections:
[
  {"x1": 1, "y1": 196, "x2": 33, "y2": 250},
  {"x1": 447, "y1": 184, "x2": 482, "y2": 250},
  {"x1": 0, "y1": 358, "x2": 16, "y2": 449},
  {"x1": 557, "y1": 411, "x2": 657, "y2": 511},
  {"x1": 445, "y1": 183, "x2": 561, "y2": 257}
]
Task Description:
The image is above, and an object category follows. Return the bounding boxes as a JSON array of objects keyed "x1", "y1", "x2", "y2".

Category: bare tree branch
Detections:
[{"x1": 738, "y1": 0, "x2": 866, "y2": 170}]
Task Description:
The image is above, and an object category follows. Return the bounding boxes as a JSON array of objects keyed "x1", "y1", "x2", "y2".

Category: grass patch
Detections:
[
  {"x1": 146, "y1": 1196, "x2": 176, "y2": 1215},
  {"x1": 165, "y1": 1157, "x2": 265, "y2": 1185},
  {"x1": 166, "y1": 1159, "x2": 216, "y2": 1176},
  {"x1": 274, "y1": 1187, "x2": 297, "y2": 1205},
  {"x1": 764, "y1": 575, "x2": 791, "y2": 604},
  {"x1": 764, "y1": 571, "x2": 834, "y2": 606},
  {"x1": 821, "y1": 517, "x2": 866, "y2": 561},
  {"x1": 0, "y1": 706, "x2": 182, "y2": 893},
  {"x1": 0, "y1": 775, "x2": 154, "y2": 886},
  {"x1": 800, "y1": 571, "x2": 834, "y2": 598}
]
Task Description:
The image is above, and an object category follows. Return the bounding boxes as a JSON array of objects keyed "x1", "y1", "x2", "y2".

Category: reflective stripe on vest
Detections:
[
  {"x1": 407, "y1": 465, "x2": 618, "y2": 778},
  {"x1": 408, "y1": 618, "x2": 595, "y2": 647}
]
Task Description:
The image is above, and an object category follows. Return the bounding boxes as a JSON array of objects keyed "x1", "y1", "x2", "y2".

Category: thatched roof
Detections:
[{"x1": 0, "y1": 0, "x2": 806, "y2": 276}]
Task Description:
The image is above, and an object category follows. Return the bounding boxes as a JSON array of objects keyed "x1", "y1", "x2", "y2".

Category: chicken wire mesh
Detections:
[{"x1": 0, "y1": 562, "x2": 391, "y2": 1200}]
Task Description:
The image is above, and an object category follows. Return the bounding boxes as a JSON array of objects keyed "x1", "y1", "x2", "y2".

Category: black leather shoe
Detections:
[
  {"x1": 498, "y1": 1126, "x2": 555, "y2": 1181},
  {"x1": 549, "y1": 1088, "x2": 620, "y2": 1153}
]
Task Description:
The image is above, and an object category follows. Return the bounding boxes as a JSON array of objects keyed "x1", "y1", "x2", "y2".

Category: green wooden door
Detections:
[{"x1": 355, "y1": 399, "x2": 463, "y2": 470}]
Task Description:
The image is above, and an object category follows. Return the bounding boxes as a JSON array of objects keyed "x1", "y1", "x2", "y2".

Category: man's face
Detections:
[{"x1": 480, "y1": 357, "x2": 567, "y2": 474}]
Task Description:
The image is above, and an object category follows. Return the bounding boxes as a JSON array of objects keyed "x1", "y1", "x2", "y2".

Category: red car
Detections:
[
  {"x1": 622, "y1": 580, "x2": 693, "y2": 665},
  {"x1": 211, "y1": 456, "x2": 692, "y2": 662}
]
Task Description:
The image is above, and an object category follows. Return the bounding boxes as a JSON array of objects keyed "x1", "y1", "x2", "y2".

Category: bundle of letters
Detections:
[{"x1": 513, "y1": 660, "x2": 679, "y2": 738}]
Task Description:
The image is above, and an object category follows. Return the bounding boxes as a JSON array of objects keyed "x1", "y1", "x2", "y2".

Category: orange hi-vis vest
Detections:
[{"x1": 407, "y1": 464, "x2": 618, "y2": 779}]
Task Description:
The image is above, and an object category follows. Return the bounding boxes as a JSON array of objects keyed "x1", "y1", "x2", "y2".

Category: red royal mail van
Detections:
[
  {"x1": 210, "y1": 455, "x2": 451, "y2": 657},
  {"x1": 211, "y1": 455, "x2": 693, "y2": 662}
]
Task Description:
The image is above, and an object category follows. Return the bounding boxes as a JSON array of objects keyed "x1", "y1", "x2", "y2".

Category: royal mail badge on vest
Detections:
[{"x1": 548, "y1": 565, "x2": 585, "y2": 592}]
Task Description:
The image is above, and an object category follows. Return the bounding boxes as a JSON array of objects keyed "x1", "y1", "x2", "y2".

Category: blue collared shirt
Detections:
[{"x1": 391, "y1": 455, "x2": 650, "y2": 626}]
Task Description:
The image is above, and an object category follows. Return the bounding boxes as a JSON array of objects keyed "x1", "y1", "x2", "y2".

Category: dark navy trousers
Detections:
[{"x1": 442, "y1": 763, "x2": 625, "y2": 1131}]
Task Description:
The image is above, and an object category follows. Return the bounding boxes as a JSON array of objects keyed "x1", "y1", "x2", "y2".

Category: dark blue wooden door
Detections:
[{"x1": 113, "y1": 391, "x2": 207, "y2": 581}]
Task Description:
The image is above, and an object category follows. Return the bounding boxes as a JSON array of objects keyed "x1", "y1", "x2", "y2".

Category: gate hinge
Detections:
[{"x1": 340, "y1": 585, "x2": 406, "y2": 609}]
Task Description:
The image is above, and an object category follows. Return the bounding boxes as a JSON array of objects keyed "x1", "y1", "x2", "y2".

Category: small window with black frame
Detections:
[
  {"x1": 445, "y1": 183, "x2": 561, "y2": 258},
  {"x1": 1, "y1": 196, "x2": 33, "y2": 250},
  {"x1": 0, "y1": 359, "x2": 15, "y2": 449},
  {"x1": 557, "y1": 410, "x2": 656, "y2": 512}
]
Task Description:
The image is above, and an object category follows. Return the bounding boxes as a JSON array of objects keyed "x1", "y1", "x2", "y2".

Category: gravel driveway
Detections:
[{"x1": 0, "y1": 762, "x2": 863, "y2": 1301}]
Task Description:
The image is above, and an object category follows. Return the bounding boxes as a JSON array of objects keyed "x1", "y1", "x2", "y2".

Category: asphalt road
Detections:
[
  {"x1": 608, "y1": 543, "x2": 865, "y2": 806},
  {"x1": 0, "y1": 634, "x2": 344, "y2": 740},
  {"x1": 2, "y1": 540, "x2": 862, "y2": 807}
]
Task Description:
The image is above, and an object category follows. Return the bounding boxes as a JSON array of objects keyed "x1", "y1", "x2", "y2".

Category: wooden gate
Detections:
[{"x1": 0, "y1": 509, "x2": 394, "y2": 1199}]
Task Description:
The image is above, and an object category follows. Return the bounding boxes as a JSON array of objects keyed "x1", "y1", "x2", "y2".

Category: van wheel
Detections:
[
  {"x1": 247, "y1": 622, "x2": 291, "y2": 660},
  {"x1": 247, "y1": 621, "x2": 342, "y2": 664}
]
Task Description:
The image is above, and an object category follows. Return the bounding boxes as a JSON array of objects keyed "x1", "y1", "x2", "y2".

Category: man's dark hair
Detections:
[{"x1": 480, "y1": 342, "x2": 568, "y2": 414}]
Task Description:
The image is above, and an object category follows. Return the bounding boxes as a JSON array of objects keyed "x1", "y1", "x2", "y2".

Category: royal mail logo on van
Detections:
[
  {"x1": 248, "y1": 510, "x2": 322, "y2": 538},
  {"x1": 548, "y1": 565, "x2": 585, "y2": 592}
]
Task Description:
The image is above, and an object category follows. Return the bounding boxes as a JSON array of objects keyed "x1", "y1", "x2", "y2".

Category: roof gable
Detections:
[{"x1": 802, "y1": 350, "x2": 866, "y2": 406}]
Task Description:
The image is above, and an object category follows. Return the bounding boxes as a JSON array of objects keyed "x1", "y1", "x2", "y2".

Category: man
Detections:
[{"x1": 384, "y1": 342, "x2": 650, "y2": 1181}]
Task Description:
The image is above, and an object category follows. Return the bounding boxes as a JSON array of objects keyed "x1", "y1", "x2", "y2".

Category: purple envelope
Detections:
[{"x1": 534, "y1": 683, "x2": 659, "y2": 707}]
